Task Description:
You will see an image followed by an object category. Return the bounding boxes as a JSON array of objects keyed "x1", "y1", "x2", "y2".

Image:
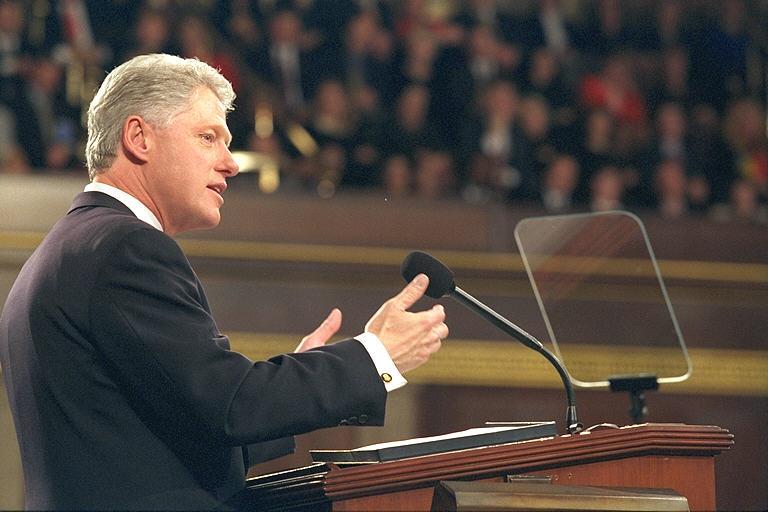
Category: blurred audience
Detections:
[{"x1": 0, "y1": 0, "x2": 765, "y2": 223}]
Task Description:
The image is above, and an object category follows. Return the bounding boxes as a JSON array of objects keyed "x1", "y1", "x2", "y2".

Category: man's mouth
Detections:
[{"x1": 207, "y1": 183, "x2": 227, "y2": 195}]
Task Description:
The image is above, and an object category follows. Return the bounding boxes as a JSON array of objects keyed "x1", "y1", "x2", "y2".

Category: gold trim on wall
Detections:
[{"x1": 2, "y1": 231, "x2": 767, "y2": 284}]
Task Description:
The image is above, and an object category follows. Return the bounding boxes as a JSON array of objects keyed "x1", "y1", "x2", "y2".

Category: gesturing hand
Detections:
[
  {"x1": 295, "y1": 308, "x2": 342, "y2": 353},
  {"x1": 365, "y1": 274, "x2": 448, "y2": 374}
]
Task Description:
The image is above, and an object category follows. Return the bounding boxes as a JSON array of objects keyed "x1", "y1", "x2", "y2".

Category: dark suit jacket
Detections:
[{"x1": 0, "y1": 192, "x2": 386, "y2": 510}]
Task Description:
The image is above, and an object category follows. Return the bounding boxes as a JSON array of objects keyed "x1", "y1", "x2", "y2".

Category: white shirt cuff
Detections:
[{"x1": 355, "y1": 332, "x2": 407, "y2": 392}]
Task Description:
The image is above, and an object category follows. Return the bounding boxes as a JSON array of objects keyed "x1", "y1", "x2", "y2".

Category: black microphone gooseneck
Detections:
[{"x1": 402, "y1": 251, "x2": 583, "y2": 435}]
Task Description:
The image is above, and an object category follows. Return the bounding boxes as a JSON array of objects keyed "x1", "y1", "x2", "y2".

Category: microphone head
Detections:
[{"x1": 401, "y1": 251, "x2": 456, "y2": 298}]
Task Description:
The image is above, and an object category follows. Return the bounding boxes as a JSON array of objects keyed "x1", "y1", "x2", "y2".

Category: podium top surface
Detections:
[{"x1": 245, "y1": 423, "x2": 732, "y2": 507}]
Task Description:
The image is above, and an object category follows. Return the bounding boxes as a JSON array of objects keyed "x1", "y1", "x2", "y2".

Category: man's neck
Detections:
[{"x1": 92, "y1": 172, "x2": 165, "y2": 231}]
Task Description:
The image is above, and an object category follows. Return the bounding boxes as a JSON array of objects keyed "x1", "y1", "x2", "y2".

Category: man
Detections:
[{"x1": 0, "y1": 54, "x2": 448, "y2": 510}]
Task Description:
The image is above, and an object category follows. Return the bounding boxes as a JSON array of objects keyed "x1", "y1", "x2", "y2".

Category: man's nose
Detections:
[{"x1": 219, "y1": 147, "x2": 239, "y2": 177}]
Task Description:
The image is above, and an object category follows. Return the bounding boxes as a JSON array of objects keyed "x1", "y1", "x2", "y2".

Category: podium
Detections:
[{"x1": 238, "y1": 424, "x2": 732, "y2": 511}]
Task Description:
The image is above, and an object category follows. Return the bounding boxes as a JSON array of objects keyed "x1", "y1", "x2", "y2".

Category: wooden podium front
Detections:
[{"x1": 238, "y1": 424, "x2": 732, "y2": 511}]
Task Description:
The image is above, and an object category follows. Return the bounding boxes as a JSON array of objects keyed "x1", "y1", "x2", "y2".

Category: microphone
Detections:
[{"x1": 402, "y1": 250, "x2": 583, "y2": 435}]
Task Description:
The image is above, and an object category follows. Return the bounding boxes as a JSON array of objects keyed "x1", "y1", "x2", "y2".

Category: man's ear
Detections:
[{"x1": 122, "y1": 116, "x2": 151, "y2": 164}]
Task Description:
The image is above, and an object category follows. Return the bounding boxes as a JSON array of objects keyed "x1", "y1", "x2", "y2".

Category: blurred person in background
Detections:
[
  {"x1": 540, "y1": 153, "x2": 581, "y2": 214},
  {"x1": 415, "y1": 148, "x2": 455, "y2": 200},
  {"x1": 177, "y1": 14, "x2": 242, "y2": 94},
  {"x1": 573, "y1": 109, "x2": 616, "y2": 203},
  {"x1": 378, "y1": 83, "x2": 445, "y2": 163},
  {"x1": 459, "y1": 79, "x2": 535, "y2": 202},
  {"x1": 23, "y1": 52, "x2": 81, "y2": 170},
  {"x1": 308, "y1": 79, "x2": 356, "y2": 149},
  {"x1": 382, "y1": 153, "x2": 413, "y2": 198},
  {"x1": 0, "y1": 0, "x2": 26, "y2": 84},
  {"x1": 589, "y1": 164, "x2": 625, "y2": 212},
  {"x1": 335, "y1": 9, "x2": 397, "y2": 111},
  {"x1": 637, "y1": 102, "x2": 692, "y2": 206},
  {"x1": 121, "y1": 7, "x2": 176, "y2": 62},
  {"x1": 391, "y1": 28, "x2": 438, "y2": 97},
  {"x1": 522, "y1": 47, "x2": 577, "y2": 130},
  {"x1": 578, "y1": 0, "x2": 634, "y2": 59},
  {"x1": 723, "y1": 97, "x2": 768, "y2": 197},
  {"x1": 579, "y1": 53, "x2": 648, "y2": 128},
  {"x1": 0, "y1": 0, "x2": 39, "y2": 169},
  {"x1": 431, "y1": 22, "x2": 521, "y2": 149},
  {"x1": 519, "y1": 93, "x2": 559, "y2": 192},
  {"x1": 519, "y1": 0, "x2": 576, "y2": 58},
  {"x1": 647, "y1": 46, "x2": 692, "y2": 111},
  {"x1": 688, "y1": 104, "x2": 736, "y2": 205},
  {"x1": 710, "y1": 178, "x2": 768, "y2": 225},
  {"x1": 653, "y1": 159, "x2": 690, "y2": 219},
  {"x1": 689, "y1": 0, "x2": 750, "y2": 112},
  {"x1": 254, "y1": 7, "x2": 325, "y2": 120},
  {"x1": 452, "y1": 0, "x2": 518, "y2": 43},
  {"x1": 648, "y1": 0, "x2": 692, "y2": 50},
  {"x1": 0, "y1": 103, "x2": 27, "y2": 173},
  {"x1": 216, "y1": 0, "x2": 265, "y2": 72}
]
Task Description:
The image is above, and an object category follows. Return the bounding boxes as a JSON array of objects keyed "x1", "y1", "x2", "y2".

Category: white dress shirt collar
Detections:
[{"x1": 84, "y1": 182, "x2": 163, "y2": 232}]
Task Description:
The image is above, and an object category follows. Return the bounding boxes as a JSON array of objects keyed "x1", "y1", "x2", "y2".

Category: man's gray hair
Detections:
[{"x1": 85, "y1": 54, "x2": 235, "y2": 178}]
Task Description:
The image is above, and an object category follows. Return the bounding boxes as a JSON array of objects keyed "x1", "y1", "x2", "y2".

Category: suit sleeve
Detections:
[{"x1": 89, "y1": 227, "x2": 386, "y2": 446}]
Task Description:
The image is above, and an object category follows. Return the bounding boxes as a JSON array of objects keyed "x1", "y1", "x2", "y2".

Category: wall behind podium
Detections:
[{"x1": 1, "y1": 175, "x2": 766, "y2": 511}]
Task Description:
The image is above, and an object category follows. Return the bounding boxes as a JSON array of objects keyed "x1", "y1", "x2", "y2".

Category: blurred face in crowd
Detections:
[
  {"x1": 603, "y1": 56, "x2": 633, "y2": 91},
  {"x1": 520, "y1": 95, "x2": 551, "y2": 140},
  {"x1": 416, "y1": 150, "x2": 453, "y2": 199},
  {"x1": 731, "y1": 179, "x2": 758, "y2": 218},
  {"x1": 469, "y1": 25, "x2": 498, "y2": 59},
  {"x1": 270, "y1": 11, "x2": 302, "y2": 45},
  {"x1": 529, "y1": 48, "x2": 558, "y2": 86},
  {"x1": 141, "y1": 87, "x2": 238, "y2": 234},
  {"x1": 383, "y1": 155, "x2": 412, "y2": 197},
  {"x1": 655, "y1": 160, "x2": 687, "y2": 199},
  {"x1": 545, "y1": 156, "x2": 580, "y2": 193},
  {"x1": 30, "y1": 58, "x2": 63, "y2": 93},
  {"x1": 315, "y1": 80, "x2": 349, "y2": 119},
  {"x1": 135, "y1": 10, "x2": 170, "y2": 51},
  {"x1": 725, "y1": 99, "x2": 767, "y2": 149},
  {"x1": 483, "y1": 81, "x2": 518, "y2": 123},
  {"x1": 346, "y1": 11, "x2": 377, "y2": 53},
  {"x1": 407, "y1": 30, "x2": 437, "y2": 64},
  {"x1": 657, "y1": 103, "x2": 686, "y2": 139},
  {"x1": 591, "y1": 166, "x2": 624, "y2": 204},
  {"x1": 662, "y1": 47, "x2": 688, "y2": 89},
  {"x1": 398, "y1": 85, "x2": 429, "y2": 129},
  {"x1": 586, "y1": 110, "x2": 613, "y2": 145},
  {"x1": 657, "y1": 0, "x2": 684, "y2": 35},
  {"x1": 0, "y1": 0, "x2": 23, "y2": 35}
]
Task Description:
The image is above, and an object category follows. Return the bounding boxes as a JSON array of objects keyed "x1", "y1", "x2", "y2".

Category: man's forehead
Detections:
[
  {"x1": 190, "y1": 87, "x2": 228, "y2": 116},
  {"x1": 171, "y1": 88, "x2": 229, "y2": 126}
]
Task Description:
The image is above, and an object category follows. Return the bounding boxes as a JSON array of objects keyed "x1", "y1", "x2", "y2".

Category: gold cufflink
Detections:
[{"x1": 381, "y1": 373, "x2": 392, "y2": 383}]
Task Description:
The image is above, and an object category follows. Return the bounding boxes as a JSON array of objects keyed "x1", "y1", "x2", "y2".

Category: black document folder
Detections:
[{"x1": 310, "y1": 421, "x2": 557, "y2": 464}]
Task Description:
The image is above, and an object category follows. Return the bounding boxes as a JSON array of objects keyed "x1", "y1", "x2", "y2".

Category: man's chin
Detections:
[
  {"x1": 173, "y1": 211, "x2": 221, "y2": 235},
  {"x1": 198, "y1": 212, "x2": 222, "y2": 232}
]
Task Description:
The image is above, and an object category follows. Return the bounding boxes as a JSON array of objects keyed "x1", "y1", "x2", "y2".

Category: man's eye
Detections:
[{"x1": 201, "y1": 134, "x2": 215, "y2": 143}]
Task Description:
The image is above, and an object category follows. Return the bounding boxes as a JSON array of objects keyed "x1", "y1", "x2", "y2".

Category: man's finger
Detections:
[
  {"x1": 392, "y1": 274, "x2": 429, "y2": 311},
  {"x1": 295, "y1": 308, "x2": 342, "y2": 352}
]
